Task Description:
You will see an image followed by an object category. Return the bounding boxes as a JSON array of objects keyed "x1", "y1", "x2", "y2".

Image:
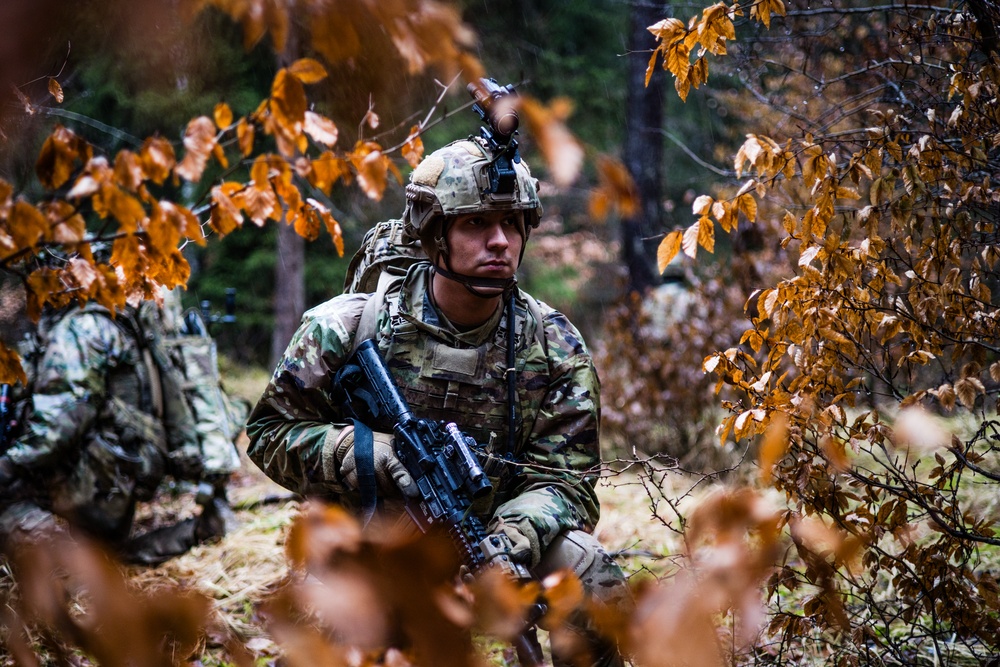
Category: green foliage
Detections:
[
  {"x1": 459, "y1": 0, "x2": 627, "y2": 152},
  {"x1": 185, "y1": 222, "x2": 350, "y2": 367}
]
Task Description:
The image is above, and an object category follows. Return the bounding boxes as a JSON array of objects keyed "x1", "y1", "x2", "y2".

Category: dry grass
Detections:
[{"x1": 0, "y1": 361, "x2": 698, "y2": 665}]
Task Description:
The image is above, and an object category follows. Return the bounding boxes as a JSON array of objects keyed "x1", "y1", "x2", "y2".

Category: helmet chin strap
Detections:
[
  {"x1": 432, "y1": 264, "x2": 517, "y2": 297},
  {"x1": 433, "y1": 232, "x2": 518, "y2": 297}
]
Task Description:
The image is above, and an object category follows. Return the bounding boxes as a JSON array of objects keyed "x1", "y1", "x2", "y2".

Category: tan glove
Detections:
[
  {"x1": 489, "y1": 516, "x2": 541, "y2": 568},
  {"x1": 334, "y1": 426, "x2": 418, "y2": 498}
]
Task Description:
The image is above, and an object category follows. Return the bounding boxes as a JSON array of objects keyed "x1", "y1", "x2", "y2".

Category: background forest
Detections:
[{"x1": 3, "y1": 0, "x2": 1000, "y2": 665}]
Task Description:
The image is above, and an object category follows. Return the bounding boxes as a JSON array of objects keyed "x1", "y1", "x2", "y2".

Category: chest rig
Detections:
[{"x1": 355, "y1": 268, "x2": 551, "y2": 494}]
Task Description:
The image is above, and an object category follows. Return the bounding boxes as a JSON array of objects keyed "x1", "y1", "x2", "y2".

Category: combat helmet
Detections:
[{"x1": 402, "y1": 137, "x2": 542, "y2": 264}]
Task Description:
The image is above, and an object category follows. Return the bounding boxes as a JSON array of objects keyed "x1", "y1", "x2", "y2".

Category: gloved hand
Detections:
[
  {"x1": 334, "y1": 426, "x2": 418, "y2": 498},
  {"x1": 489, "y1": 516, "x2": 540, "y2": 568}
]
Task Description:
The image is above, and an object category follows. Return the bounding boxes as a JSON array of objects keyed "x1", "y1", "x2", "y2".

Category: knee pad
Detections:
[{"x1": 536, "y1": 530, "x2": 629, "y2": 606}]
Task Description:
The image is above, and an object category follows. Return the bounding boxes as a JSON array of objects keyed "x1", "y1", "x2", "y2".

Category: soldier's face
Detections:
[{"x1": 441, "y1": 211, "x2": 524, "y2": 281}]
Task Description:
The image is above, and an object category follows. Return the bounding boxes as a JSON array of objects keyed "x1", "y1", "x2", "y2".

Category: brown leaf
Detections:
[
  {"x1": 25, "y1": 268, "x2": 61, "y2": 319},
  {"x1": 210, "y1": 184, "x2": 245, "y2": 236},
  {"x1": 36, "y1": 125, "x2": 90, "y2": 190},
  {"x1": 114, "y1": 150, "x2": 145, "y2": 192},
  {"x1": 67, "y1": 257, "x2": 100, "y2": 295},
  {"x1": 140, "y1": 136, "x2": 177, "y2": 185},
  {"x1": 402, "y1": 126, "x2": 424, "y2": 168},
  {"x1": 468, "y1": 568, "x2": 541, "y2": 640},
  {"x1": 758, "y1": 412, "x2": 789, "y2": 482},
  {"x1": 520, "y1": 96, "x2": 584, "y2": 187},
  {"x1": 175, "y1": 116, "x2": 218, "y2": 182},
  {"x1": 237, "y1": 118, "x2": 255, "y2": 157},
  {"x1": 304, "y1": 111, "x2": 339, "y2": 147},
  {"x1": 0, "y1": 342, "x2": 27, "y2": 384},
  {"x1": 8, "y1": 201, "x2": 49, "y2": 249},
  {"x1": 287, "y1": 57, "x2": 328, "y2": 84},
  {"x1": 657, "y1": 230, "x2": 683, "y2": 274},
  {"x1": 955, "y1": 376, "x2": 984, "y2": 410},
  {"x1": 350, "y1": 142, "x2": 389, "y2": 201},
  {"x1": 105, "y1": 185, "x2": 147, "y2": 232},
  {"x1": 48, "y1": 78, "x2": 64, "y2": 104},
  {"x1": 593, "y1": 155, "x2": 639, "y2": 219},
  {"x1": 284, "y1": 502, "x2": 363, "y2": 573},
  {"x1": 293, "y1": 209, "x2": 320, "y2": 241},
  {"x1": 306, "y1": 198, "x2": 344, "y2": 255},
  {"x1": 270, "y1": 69, "x2": 307, "y2": 156},
  {"x1": 214, "y1": 102, "x2": 234, "y2": 130},
  {"x1": 308, "y1": 9, "x2": 363, "y2": 64},
  {"x1": 368, "y1": 0, "x2": 476, "y2": 76},
  {"x1": 45, "y1": 200, "x2": 86, "y2": 245}
]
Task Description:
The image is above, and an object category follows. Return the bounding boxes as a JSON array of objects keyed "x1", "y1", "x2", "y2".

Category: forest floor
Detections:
[{"x1": 1, "y1": 366, "x2": 693, "y2": 667}]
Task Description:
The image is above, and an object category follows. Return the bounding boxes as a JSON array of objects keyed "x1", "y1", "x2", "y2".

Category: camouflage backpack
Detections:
[{"x1": 342, "y1": 219, "x2": 430, "y2": 347}]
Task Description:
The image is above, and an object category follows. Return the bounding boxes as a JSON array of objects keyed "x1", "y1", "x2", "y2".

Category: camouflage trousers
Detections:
[
  {"x1": 535, "y1": 530, "x2": 630, "y2": 667},
  {"x1": 0, "y1": 499, "x2": 228, "y2": 566}
]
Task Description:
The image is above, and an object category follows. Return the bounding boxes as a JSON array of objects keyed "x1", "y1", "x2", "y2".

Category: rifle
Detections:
[{"x1": 335, "y1": 339, "x2": 547, "y2": 666}]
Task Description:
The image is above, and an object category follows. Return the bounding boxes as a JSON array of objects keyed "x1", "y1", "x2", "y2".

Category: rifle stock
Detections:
[{"x1": 337, "y1": 339, "x2": 546, "y2": 665}]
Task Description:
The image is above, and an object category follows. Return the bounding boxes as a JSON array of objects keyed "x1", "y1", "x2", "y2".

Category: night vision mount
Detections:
[{"x1": 467, "y1": 78, "x2": 521, "y2": 196}]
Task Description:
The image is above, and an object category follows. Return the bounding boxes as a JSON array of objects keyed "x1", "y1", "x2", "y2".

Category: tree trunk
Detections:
[
  {"x1": 271, "y1": 223, "x2": 306, "y2": 367},
  {"x1": 269, "y1": 31, "x2": 307, "y2": 368},
  {"x1": 622, "y1": 0, "x2": 669, "y2": 294}
]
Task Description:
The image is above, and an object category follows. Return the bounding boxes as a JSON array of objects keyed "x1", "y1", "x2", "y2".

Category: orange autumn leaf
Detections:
[
  {"x1": 36, "y1": 125, "x2": 90, "y2": 190},
  {"x1": 175, "y1": 116, "x2": 218, "y2": 182},
  {"x1": 114, "y1": 150, "x2": 145, "y2": 192},
  {"x1": 214, "y1": 102, "x2": 234, "y2": 130},
  {"x1": 402, "y1": 126, "x2": 424, "y2": 168},
  {"x1": 350, "y1": 141, "x2": 390, "y2": 201},
  {"x1": 105, "y1": 185, "x2": 146, "y2": 232},
  {"x1": 67, "y1": 257, "x2": 101, "y2": 296},
  {"x1": 210, "y1": 184, "x2": 245, "y2": 236},
  {"x1": 45, "y1": 201, "x2": 86, "y2": 245},
  {"x1": 139, "y1": 136, "x2": 176, "y2": 185},
  {"x1": 8, "y1": 202, "x2": 50, "y2": 249},
  {"x1": 270, "y1": 68, "x2": 307, "y2": 155},
  {"x1": 25, "y1": 267, "x2": 66, "y2": 321},
  {"x1": 111, "y1": 234, "x2": 144, "y2": 282},
  {"x1": 0, "y1": 342, "x2": 27, "y2": 385},
  {"x1": 294, "y1": 208, "x2": 321, "y2": 241},
  {"x1": 519, "y1": 96, "x2": 584, "y2": 187},
  {"x1": 307, "y1": 151, "x2": 351, "y2": 194},
  {"x1": 244, "y1": 183, "x2": 278, "y2": 226},
  {"x1": 237, "y1": 118, "x2": 255, "y2": 157},
  {"x1": 591, "y1": 154, "x2": 639, "y2": 220},
  {"x1": 306, "y1": 198, "x2": 344, "y2": 256},
  {"x1": 287, "y1": 57, "x2": 328, "y2": 84},
  {"x1": 48, "y1": 78, "x2": 64, "y2": 104},
  {"x1": 304, "y1": 111, "x2": 339, "y2": 147},
  {"x1": 657, "y1": 229, "x2": 683, "y2": 274}
]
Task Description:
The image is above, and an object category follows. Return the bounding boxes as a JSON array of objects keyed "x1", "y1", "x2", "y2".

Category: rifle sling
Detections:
[{"x1": 352, "y1": 417, "x2": 378, "y2": 526}]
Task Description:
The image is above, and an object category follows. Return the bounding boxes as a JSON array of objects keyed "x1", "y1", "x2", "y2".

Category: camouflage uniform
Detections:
[
  {"x1": 0, "y1": 294, "x2": 245, "y2": 564},
  {"x1": 249, "y1": 135, "x2": 628, "y2": 665},
  {"x1": 246, "y1": 263, "x2": 628, "y2": 607}
]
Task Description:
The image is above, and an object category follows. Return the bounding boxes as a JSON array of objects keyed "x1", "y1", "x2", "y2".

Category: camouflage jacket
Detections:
[
  {"x1": 246, "y1": 263, "x2": 602, "y2": 554},
  {"x1": 2, "y1": 304, "x2": 202, "y2": 535}
]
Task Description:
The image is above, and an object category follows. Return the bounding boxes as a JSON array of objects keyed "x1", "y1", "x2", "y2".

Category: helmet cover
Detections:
[{"x1": 402, "y1": 138, "x2": 542, "y2": 247}]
